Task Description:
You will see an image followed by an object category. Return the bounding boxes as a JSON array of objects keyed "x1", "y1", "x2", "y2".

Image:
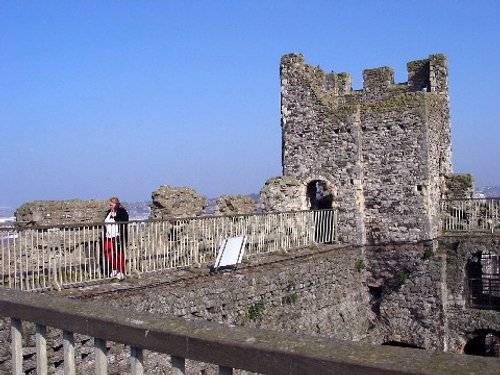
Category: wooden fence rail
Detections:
[{"x1": 1, "y1": 288, "x2": 498, "y2": 375}]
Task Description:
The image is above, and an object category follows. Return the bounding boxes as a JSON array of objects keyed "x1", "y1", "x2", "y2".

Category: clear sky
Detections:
[{"x1": 1, "y1": 1, "x2": 499, "y2": 209}]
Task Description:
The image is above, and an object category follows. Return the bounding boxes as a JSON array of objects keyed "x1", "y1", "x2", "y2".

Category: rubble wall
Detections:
[
  {"x1": 14, "y1": 199, "x2": 108, "y2": 227},
  {"x1": 150, "y1": 185, "x2": 207, "y2": 219}
]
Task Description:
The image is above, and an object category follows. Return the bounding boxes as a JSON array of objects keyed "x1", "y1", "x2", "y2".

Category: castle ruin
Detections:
[
  {"x1": 13, "y1": 53, "x2": 475, "y2": 249},
  {"x1": 273, "y1": 53, "x2": 472, "y2": 245},
  {"x1": 2, "y1": 54, "x2": 500, "y2": 374}
]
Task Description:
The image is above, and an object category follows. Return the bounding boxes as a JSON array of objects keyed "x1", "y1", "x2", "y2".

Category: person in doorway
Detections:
[{"x1": 103, "y1": 196, "x2": 129, "y2": 280}]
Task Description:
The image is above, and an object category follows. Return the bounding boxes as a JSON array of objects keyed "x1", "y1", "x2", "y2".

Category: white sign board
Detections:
[{"x1": 213, "y1": 235, "x2": 247, "y2": 271}]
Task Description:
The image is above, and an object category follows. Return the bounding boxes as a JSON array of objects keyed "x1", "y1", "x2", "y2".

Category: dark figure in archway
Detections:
[{"x1": 307, "y1": 180, "x2": 335, "y2": 243}]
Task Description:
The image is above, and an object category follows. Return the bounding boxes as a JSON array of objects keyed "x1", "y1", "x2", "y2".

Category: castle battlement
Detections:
[
  {"x1": 281, "y1": 53, "x2": 449, "y2": 101},
  {"x1": 363, "y1": 66, "x2": 394, "y2": 92},
  {"x1": 407, "y1": 54, "x2": 448, "y2": 94}
]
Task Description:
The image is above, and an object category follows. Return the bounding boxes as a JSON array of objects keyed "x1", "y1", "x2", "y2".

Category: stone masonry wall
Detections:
[
  {"x1": 213, "y1": 195, "x2": 257, "y2": 216},
  {"x1": 439, "y1": 236, "x2": 500, "y2": 353},
  {"x1": 280, "y1": 53, "x2": 453, "y2": 245},
  {"x1": 14, "y1": 199, "x2": 108, "y2": 227},
  {"x1": 259, "y1": 176, "x2": 308, "y2": 212},
  {"x1": 88, "y1": 245, "x2": 373, "y2": 341},
  {"x1": 365, "y1": 242, "x2": 447, "y2": 349},
  {"x1": 1, "y1": 239, "x2": 500, "y2": 373},
  {"x1": 71, "y1": 242, "x2": 468, "y2": 354},
  {"x1": 150, "y1": 185, "x2": 207, "y2": 219}
]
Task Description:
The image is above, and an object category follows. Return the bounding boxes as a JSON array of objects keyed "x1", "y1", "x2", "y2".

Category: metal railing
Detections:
[
  {"x1": 441, "y1": 198, "x2": 500, "y2": 233},
  {"x1": 1, "y1": 288, "x2": 498, "y2": 375},
  {"x1": 465, "y1": 253, "x2": 500, "y2": 311},
  {"x1": 0, "y1": 209, "x2": 337, "y2": 291},
  {"x1": 465, "y1": 276, "x2": 500, "y2": 311}
]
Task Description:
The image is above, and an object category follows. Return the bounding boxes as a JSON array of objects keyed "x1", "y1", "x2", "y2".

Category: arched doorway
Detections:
[
  {"x1": 306, "y1": 180, "x2": 333, "y2": 210},
  {"x1": 306, "y1": 180, "x2": 335, "y2": 243},
  {"x1": 464, "y1": 330, "x2": 500, "y2": 357}
]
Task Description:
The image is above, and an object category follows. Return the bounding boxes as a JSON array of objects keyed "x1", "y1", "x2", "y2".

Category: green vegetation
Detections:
[
  {"x1": 356, "y1": 259, "x2": 367, "y2": 272},
  {"x1": 247, "y1": 300, "x2": 266, "y2": 322},
  {"x1": 396, "y1": 269, "x2": 410, "y2": 284},
  {"x1": 423, "y1": 248, "x2": 434, "y2": 260},
  {"x1": 282, "y1": 292, "x2": 299, "y2": 305}
]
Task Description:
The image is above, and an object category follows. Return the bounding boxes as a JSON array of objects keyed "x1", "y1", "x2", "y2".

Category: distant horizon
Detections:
[{"x1": 1, "y1": 186, "x2": 499, "y2": 213}]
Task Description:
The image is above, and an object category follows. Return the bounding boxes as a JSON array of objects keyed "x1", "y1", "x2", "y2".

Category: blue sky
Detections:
[{"x1": 1, "y1": 1, "x2": 499, "y2": 209}]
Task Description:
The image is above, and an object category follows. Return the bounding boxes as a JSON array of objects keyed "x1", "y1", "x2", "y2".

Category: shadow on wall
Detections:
[
  {"x1": 463, "y1": 330, "x2": 500, "y2": 357},
  {"x1": 382, "y1": 341, "x2": 425, "y2": 350}
]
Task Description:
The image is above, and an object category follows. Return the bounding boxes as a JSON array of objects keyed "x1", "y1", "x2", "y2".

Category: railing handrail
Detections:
[
  {"x1": 1, "y1": 287, "x2": 498, "y2": 375},
  {"x1": 441, "y1": 197, "x2": 500, "y2": 202},
  {"x1": 1, "y1": 209, "x2": 338, "y2": 291},
  {"x1": 3, "y1": 209, "x2": 329, "y2": 231},
  {"x1": 441, "y1": 198, "x2": 500, "y2": 233}
]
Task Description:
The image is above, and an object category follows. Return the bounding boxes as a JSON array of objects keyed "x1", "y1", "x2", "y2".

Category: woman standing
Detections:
[{"x1": 103, "y1": 196, "x2": 129, "y2": 280}]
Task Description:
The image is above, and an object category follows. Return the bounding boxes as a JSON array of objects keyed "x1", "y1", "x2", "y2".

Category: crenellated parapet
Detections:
[
  {"x1": 408, "y1": 53, "x2": 448, "y2": 94},
  {"x1": 281, "y1": 53, "x2": 448, "y2": 101},
  {"x1": 363, "y1": 66, "x2": 394, "y2": 92}
]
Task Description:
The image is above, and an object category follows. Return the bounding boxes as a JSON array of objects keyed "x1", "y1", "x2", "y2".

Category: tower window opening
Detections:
[{"x1": 307, "y1": 180, "x2": 333, "y2": 210}]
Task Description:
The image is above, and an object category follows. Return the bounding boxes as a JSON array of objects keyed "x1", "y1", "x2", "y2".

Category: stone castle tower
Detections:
[{"x1": 277, "y1": 53, "x2": 457, "y2": 245}]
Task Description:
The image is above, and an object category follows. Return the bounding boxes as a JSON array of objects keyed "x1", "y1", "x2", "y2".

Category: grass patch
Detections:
[
  {"x1": 396, "y1": 269, "x2": 410, "y2": 284},
  {"x1": 356, "y1": 259, "x2": 367, "y2": 272},
  {"x1": 282, "y1": 293, "x2": 299, "y2": 305},
  {"x1": 247, "y1": 300, "x2": 266, "y2": 322}
]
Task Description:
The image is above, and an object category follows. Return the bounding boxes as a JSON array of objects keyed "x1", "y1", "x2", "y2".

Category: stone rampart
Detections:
[
  {"x1": 14, "y1": 199, "x2": 108, "y2": 227},
  {"x1": 150, "y1": 185, "x2": 207, "y2": 219},
  {"x1": 259, "y1": 176, "x2": 308, "y2": 212},
  {"x1": 89, "y1": 245, "x2": 373, "y2": 340},
  {"x1": 79, "y1": 238, "x2": 499, "y2": 356},
  {"x1": 213, "y1": 194, "x2": 257, "y2": 215}
]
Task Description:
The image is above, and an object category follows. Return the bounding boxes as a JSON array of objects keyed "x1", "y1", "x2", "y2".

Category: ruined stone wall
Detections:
[
  {"x1": 439, "y1": 236, "x2": 500, "y2": 353},
  {"x1": 150, "y1": 185, "x2": 207, "y2": 219},
  {"x1": 74, "y1": 241, "x2": 488, "y2": 354},
  {"x1": 259, "y1": 176, "x2": 308, "y2": 212},
  {"x1": 213, "y1": 195, "x2": 256, "y2": 216},
  {"x1": 14, "y1": 199, "x2": 108, "y2": 227},
  {"x1": 365, "y1": 242, "x2": 447, "y2": 349},
  {"x1": 89, "y1": 245, "x2": 373, "y2": 342},
  {"x1": 280, "y1": 53, "x2": 453, "y2": 245}
]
